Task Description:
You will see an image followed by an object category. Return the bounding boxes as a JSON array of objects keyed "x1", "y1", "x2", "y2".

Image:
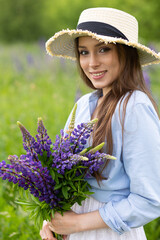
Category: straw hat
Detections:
[{"x1": 46, "y1": 8, "x2": 160, "y2": 66}]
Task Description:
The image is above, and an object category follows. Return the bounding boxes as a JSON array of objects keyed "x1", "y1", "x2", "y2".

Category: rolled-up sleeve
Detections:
[{"x1": 99, "y1": 102, "x2": 160, "y2": 234}]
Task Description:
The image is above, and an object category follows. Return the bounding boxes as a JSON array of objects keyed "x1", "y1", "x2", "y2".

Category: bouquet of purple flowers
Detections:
[{"x1": 0, "y1": 104, "x2": 116, "y2": 240}]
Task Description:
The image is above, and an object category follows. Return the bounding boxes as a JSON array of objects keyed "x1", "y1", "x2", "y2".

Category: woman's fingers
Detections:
[
  {"x1": 63, "y1": 235, "x2": 68, "y2": 240},
  {"x1": 40, "y1": 220, "x2": 57, "y2": 240}
]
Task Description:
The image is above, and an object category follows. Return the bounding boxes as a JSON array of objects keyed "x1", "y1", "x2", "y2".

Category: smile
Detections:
[{"x1": 90, "y1": 71, "x2": 107, "y2": 79}]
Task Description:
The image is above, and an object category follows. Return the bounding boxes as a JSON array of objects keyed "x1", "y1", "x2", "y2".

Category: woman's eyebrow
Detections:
[
  {"x1": 95, "y1": 42, "x2": 106, "y2": 47},
  {"x1": 78, "y1": 46, "x2": 87, "y2": 49},
  {"x1": 78, "y1": 42, "x2": 106, "y2": 49}
]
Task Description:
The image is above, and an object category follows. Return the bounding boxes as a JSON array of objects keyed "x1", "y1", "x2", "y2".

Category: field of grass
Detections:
[{"x1": 0, "y1": 41, "x2": 160, "y2": 240}]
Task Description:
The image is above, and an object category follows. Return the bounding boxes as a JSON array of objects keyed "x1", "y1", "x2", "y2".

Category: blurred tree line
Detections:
[{"x1": 0, "y1": 0, "x2": 159, "y2": 43}]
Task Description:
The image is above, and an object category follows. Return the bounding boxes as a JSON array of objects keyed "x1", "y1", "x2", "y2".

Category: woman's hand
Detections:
[
  {"x1": 39, "y1": 211, "x2": 78, "y2": 240},
  {"x1": 49, "y1": 209, "x2": 108, "y2": 235},
  {"x1": 40, "y1": 209, "x2": 108, "y2": 239},
  {"x1": 40, "y1": 220, "x2": 57, "y2": 240},
  {"x1": 50, "y1": 211, "x2": 79, "y2": 235}
]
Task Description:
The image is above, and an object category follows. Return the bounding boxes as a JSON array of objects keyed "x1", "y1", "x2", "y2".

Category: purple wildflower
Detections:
[
  {"x1": 0, "y1": 154, "x2": 59, "y2": 207},
  {"x1": 0, "y1": 116, "x2": 116, "y2": 233},
  {"x1": 35, "y1": 118, "x2": 52, "y2": 157},
  {"x1": 17, "y1": 121, "x2": 38, "y2": 158}
]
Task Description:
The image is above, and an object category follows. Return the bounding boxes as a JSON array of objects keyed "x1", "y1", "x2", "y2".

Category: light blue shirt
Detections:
[{"x1": 64, "y1": 90, "x2": 160, "y2": 234}]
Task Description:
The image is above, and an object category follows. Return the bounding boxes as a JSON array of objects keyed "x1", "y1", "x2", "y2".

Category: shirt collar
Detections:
[{"x1": 88, "y1": 90, "x2": 102, "y2": 118}]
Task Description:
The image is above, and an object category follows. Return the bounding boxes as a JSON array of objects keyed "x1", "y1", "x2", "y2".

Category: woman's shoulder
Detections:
[
  {"x1": 130, "y1": 90, "x2": 152, "y2": 104},
  {"x1": 125, "y1": 91, "x2": 159, "y2": 123},
  {"x1": 116, "y1": 90, "x2": 158, "y2": 120},
  {"x1": 124, "y1": 90, "x2": 155, "y2": 110}
]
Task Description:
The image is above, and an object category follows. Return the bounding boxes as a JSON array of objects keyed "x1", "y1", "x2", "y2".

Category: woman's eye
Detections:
[
  {"x1": 79, "y1": 50, "x2": 88, "y2": 55},
  {"x1": 100, "y1": 47, "x2": 111, "y2": 53}
]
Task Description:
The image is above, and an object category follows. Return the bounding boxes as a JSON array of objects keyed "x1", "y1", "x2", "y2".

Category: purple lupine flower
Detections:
[
  {"x1": 69, "y1": 120, "x2": 96, "y2": 154},
  {"x1": 36, "y1": 118, "x2": 52, "y2": 157},
  {"x1": 17, "y1": 121, "x2": 37, "y2": 158},
  {"x1": 0, "y1": 116, "x2": 116, "y2": 235},
  {"x1": 0, "y1": 153, "x2": 59, "y2": 207}
]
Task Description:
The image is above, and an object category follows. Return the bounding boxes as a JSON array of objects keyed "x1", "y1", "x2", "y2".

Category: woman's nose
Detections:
[{"x1": 89, "y1": 53, "x2": 100, "y2": 68}]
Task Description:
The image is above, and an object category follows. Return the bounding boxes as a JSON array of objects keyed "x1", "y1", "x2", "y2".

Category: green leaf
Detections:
[
  {"x1": 41, "y1": 202, "x2": 48, "y2": 209},
  {"x1": 76, "y1": 165, "x2": 87, "y2": 169},
  {"x1": 51, "y1": 209, "x2": 55, "y2": 218},
  {"x1": 54, "y1": 183, "x2": 62, "y2": 190},
  {"x1": 15, "y1": 200, "x2": 36, "y2": 207},
  {"x1": 50, "y1": 169, "x2": 55, "y2": 180},
  {"x1": 68, "y1": 181, "x2": 76, "y2": 191},
  {"x1": 55, "y1": 175, "x2": 59, "y2": 184},
  {"x1": 73, "y1": 192, "x2": 78, "y2": 196},
  {"x1": 33, "y1": 206, "x2": 41, "y2": 213},
  {"x1": 83, "y1": 191, "x2": 94, "y2": 195},
  {"x1": 65, "y1": 168, "x2": 75, "y2": 176},
  {"x1": 57, "y1": 173, "x2": 63, "y2": 178},
  {"x1": 38, "y1": 151, "x2": 53, "y2": 168},
  {"x1": 76, "y1": 196, "x2": 86, "y2": 205},
  {"x1": 34, "y1": 210, "x2": 44, "y2": 228},
  {"x1": 42, "y1": 151, "x2": 48, "y2": 160},
  {"x1": 30, "y1": 195, "x2": 41, "y2": 205},
  {"x1": 61, "y1": 203, "x2": 71, "y2": 211},
  {"x1": 81, "y1": 181, "x2": 88, "y2": 191},
  {"x1": 72, "y1": 177, "x2": 84, "y2": 181},
  {"x1": 62, "y1": 186, "x2": 68, "y2": 199},
  {"x1": 38, "y1": 154, "x2": 44, "y2": 162}
]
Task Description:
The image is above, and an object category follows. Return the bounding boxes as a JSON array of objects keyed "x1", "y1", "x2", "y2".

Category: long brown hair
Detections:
[{"x1": 75, "y1": 38, "x2": 160, "y2": 182}]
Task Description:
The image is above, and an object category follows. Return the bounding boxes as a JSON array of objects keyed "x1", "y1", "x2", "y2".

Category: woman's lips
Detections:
[{"x1": 90, "y1": 71, "x2": 107, "y2": 79}]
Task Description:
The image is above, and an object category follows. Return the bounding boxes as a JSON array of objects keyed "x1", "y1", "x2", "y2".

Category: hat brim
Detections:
[{"x1": 46, "y1": 29, "x2": 160, "y2": 67}]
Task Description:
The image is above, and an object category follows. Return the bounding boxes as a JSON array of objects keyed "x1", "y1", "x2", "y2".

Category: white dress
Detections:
[{"x1": 67, "y1": 197, "x2": 147, "y2": 240}]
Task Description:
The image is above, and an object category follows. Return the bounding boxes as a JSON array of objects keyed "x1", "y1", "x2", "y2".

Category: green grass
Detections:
[
  {"x1": 0, "y1": 41, "x2": 159, "y2": 239},
  {"x1": 0, "y1": 42, "x2": 88, "y2": 158}
]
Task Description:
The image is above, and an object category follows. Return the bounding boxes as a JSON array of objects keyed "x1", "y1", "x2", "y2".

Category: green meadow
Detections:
[{"x1": 0, "y1": 42, "x2": 160, "y2": 240}]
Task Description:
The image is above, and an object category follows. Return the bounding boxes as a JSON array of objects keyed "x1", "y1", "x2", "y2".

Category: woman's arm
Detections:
[
  {"x1": 50, "y1": 210, "x2": 108, "y2": 235},
  {"x1": 99, "y1": 101, "x2": 160, "y2": 234},
  {"x1": 40, "y1": 210, "x2": 108, "y2": 239}
]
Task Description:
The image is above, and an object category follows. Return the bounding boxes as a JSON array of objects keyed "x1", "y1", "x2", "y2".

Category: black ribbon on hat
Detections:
[{"x1": 76, "y1": 21, "x2": 129, "y2": 41}]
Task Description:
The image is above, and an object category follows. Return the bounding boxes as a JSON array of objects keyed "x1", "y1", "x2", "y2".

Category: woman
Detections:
[{"x1": 40, "y1": 7, "x2": 160, "y2": 240}]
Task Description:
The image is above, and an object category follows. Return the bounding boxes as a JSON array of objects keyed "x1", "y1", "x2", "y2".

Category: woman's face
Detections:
[{"x1": 78, "y1": 37, "x2": 120, "y2": 95}]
